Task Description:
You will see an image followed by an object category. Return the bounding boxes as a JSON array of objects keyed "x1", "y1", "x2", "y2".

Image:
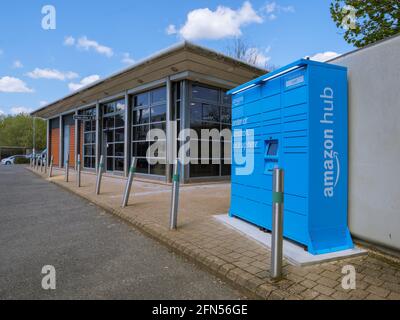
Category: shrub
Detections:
[{"x1": 14, "y1": 157, "x2": 30, "y2": 164}]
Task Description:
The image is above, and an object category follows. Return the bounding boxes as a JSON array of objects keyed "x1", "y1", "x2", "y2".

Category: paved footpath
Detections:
[
  {"x1": 0, "y1": 165, "x2": 246, "y2": 300},
  {"x1": 28, "y1": 165, "x2": 400, "y2": 300}
]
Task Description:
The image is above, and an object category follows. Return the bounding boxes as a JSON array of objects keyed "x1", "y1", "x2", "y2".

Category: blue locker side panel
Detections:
[{"x1": 307, "y1": 63, "x2": 353, "y2": 254}]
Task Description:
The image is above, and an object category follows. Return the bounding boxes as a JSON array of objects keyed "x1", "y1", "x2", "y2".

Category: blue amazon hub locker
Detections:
[{"x1": 227, "y1": 59, "x2": 353, "y2": 255}]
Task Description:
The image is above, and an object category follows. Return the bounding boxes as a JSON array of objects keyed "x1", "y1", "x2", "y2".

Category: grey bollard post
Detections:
[
  {"x1": 65, "y1": 153, "x2": 69, "y2": 182},
  {"x1": 77, "y1": 154, "x2": 81, "y2": 187},
  {"x1": 44, "y1": 158, "x2": 47, "y2": 174},
  {"x1": 48, "y1": 155, "x2": 54, "y2": 178},
  {"x1": 40, "y1": 157, "x2": 44, "y2": 173},
  {"x1": 122, "y1": 157, "x2": 137, "y2": 208},
  {"x1": 271, "y1": 168, "x2": 284, "y2": 280},
  {"x1": 169, "y1": 160, "x2": 181, "y2": 230},
  {"x1": 30, "y1": 157, "x2": 33, "y2": 168},
  {"x1": 95, "y1": 155, "x2": 104, "y2": 195}
]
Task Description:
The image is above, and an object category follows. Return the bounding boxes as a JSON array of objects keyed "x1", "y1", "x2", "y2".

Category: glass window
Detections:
[
  {"x1": 114, "y1": 158, "x2": 124, "y2": 172},
  {"x1": 190, "y1": 102, "x2": 202, "y2": 123},
  {"x1": 84, "y1": 145, "x2": 93, "y2": 156},
  {"x1": 151, "y1": 105, "x2": 166, "y2": 122},
  {"x1": 115, "y1": 114, "x2": 125, "y2": 128},
  {"x1": 134, "y1": 93, "x2": 148, "y2": 107},
  {"x1": 221, "y1": 107, "x2": 231, "y2": 124},
  {"x1": 115, "y1": 128, "x2": 124, "y2": 142},
  {"x1": 223, "y1": 92, "x2": 232, "y2": 105},
  {"x1": 151, "y1": 87, "x2": 166, "y2": 104},
  {"x1": 103, "y1": 117, "x2": 114, "y2": 130},
  {"x1": 132, "y1": 142, "x2": 148, "y2": 157},
  {"x1": 102, "y1": 100, "x2": 125, "y2": 172},
  {"x1": 84, "y1": 157, "x2": 91, "y2": 168},
  {"x1": 104, "y1": 102, "x2": 115, "y2": 114},
  {"x1": 84, "y1": 133, "x2": 93, "y2": 144},
  {"x1": 189, "y1": 83, "x2": 232, "y2": 178},
  {"x1": 190, "y1": 164, "x2": 220, "y2": 177},
  {"x1": 202, "y1": 104, "x2": 220, "y2": 122},
  {"x1": 115, "y1": 143, "x2": 124, "y2": 157},
  {"x1": 131, "y1": 87, "x2": 168, "y2": 177},
  {"x1": 150, "y1": 163, "x2": 165, "y2": 175},
  {"x1": 84, "y1": 121, "x2": 92, "y2": 131},
  {"x1": 222, "y1": 164, "x2": 231, "y2": 176},
  {"x1": 132, "y1": 125, "x2": 148, "y2": 141},
  {"x1": 107, "y1": 157, "x2": 113, "y2": 171},
  {"x1": 116, "y1": 100, "x2": 126, "y2": 112},
  {"x1": 151, "y1": 122, "x2": 166, "y2": 133},
  {"x1": 191, "y1": 121, "x2": 220, "y2": 137},
  {"x1": 106, "y1": 130, "x2": 114, "y2": 143},
  {"x1": 107, "y1": 143, "x2": 113, "y2": 157},
  {"x1": 192, "y1": 84, "x2": 219, "y2": 102},
  {"x1": 133, "y1": 108, "x2": 150, "y2": 125},
  {"x1": 136, "y1": 158, "x2": 149, "y2": 174}
]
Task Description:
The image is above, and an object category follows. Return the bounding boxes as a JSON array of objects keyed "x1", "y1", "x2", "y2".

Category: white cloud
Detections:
[
  {"x1": 10, "y1": 106, "x2": 33, "y2": 115},
  {"x1": 173, "y1": 1, "x2": 263, "y2": 41},
  {"x1": 309, "y1": 51, "x2": 340, "y2": 62},
  {"x1": 262, "y1": 2, "x2": 295, "y2": 20},
  {"x1": 13, "y1": 60, "x2": 23, "y2": 68},
  {"x1": 26, "y1": 68, "x2": 79, "y2": 81},
  {"x1": 0, "y1": 109, "x2": 5, "y2": 116},
  {"x1": 166, "y1": 24, "x2": 178, "y2": 35},
  {"x1": 264, "y1": 2, "x2": 277, "y2": 13},
  {"x1": 68, "y1": 74, "x2": 100, "y2": 91},
  {"x1": 76, "y1": 36, "x2": 114, "y2": 57},
  {"x1": 0, "y1": 76, "x2": 34, "y2": 93},
  {"x1": 244, "y1": 46, "x2": 271, "y2": 67},
  {"x1": 121, "y1": 53, "x2": 135, "y2": 65},
  {"x1": 39, "y1": 101, "x2": 48, "y2": 107},
  {"x1": 64, "y1": 36, "x2": 75, "y2": 46}
]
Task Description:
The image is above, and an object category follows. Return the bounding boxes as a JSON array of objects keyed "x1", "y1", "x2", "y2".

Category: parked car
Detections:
[
  {"x1": 35, "y1": 149, "x2": 47, "y2": 165},
  {"x1": 1, "y1": 155, "x2": 28, "y2": 165}
]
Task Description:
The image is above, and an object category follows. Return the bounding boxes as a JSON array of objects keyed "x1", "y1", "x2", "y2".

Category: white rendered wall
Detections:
[{"x1": 330, "y1": 35, "x2": 400, "y2": 251}]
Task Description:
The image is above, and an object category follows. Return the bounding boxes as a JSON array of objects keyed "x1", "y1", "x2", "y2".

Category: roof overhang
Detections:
[{"x1": 32, "y1": 41, "x2": 266, "y2": 119}]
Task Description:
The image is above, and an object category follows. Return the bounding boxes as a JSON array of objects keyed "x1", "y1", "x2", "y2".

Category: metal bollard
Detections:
[
  {"x1": 95, "y1": 155, "x2": 104, "y2": 195},
  {"x1": 48, "y1": 156, "x2": 54, "y2": 178},
  {"x1": 122, "y1": 157, "x2": 137, "y2": 208},
  {"x1": 40, "y1": 157, "x2": 44, "y2": 173},
  {"x1": 271, "y1": 168, "x2": 284, "y2": 280},
  {"x1": 77, "y1": 154, "x2": 81, "y2": 187},
  {"x1": 44, "y1": 158, "x2": 47, "y2": 174},
  {"x1": 65, "y1": 154, "x2": 69, "y2": 182},
  {"x1": 169, "y1": 160, "x2": 181, "y2": 230}
]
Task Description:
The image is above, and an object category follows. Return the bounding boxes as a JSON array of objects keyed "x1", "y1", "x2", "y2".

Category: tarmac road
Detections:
[{"x1": 0, "y1": 165, "x2": 245, "y2": 300}]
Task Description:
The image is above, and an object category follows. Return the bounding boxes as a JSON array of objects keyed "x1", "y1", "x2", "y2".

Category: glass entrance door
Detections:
[{"x1": 102, "y1": 99, "x2": 126, "y2": 174}]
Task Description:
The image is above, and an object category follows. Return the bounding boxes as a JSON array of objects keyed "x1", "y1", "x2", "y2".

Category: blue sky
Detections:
[{"x1": 0, "y1": 0, "x2": 354, "y2": 116}]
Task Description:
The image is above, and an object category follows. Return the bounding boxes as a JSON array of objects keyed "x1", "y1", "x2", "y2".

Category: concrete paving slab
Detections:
[{"x1": 214, "y1": 214, "x2": 367, "y2": 267}]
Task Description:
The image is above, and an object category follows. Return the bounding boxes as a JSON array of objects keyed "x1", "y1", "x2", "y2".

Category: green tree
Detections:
[
  {"x1": 0, "y1": 114, "x2": 46, "y2": 150},
  {"x1": 330, "y1": 0, "x2": 400, "y2": 48}
]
